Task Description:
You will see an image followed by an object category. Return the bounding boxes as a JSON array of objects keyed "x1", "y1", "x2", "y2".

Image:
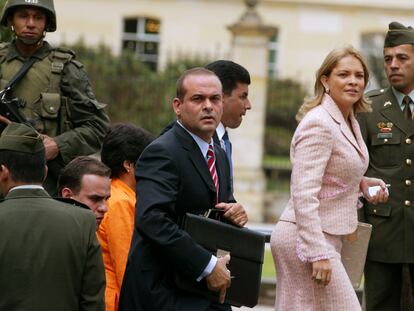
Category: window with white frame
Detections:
[
  {"x1": 268, "y1": 33, "x2": 279, "y2": 79},
  {"x1": 122, "y1": 17, "x2": 161, "y2": 71}
]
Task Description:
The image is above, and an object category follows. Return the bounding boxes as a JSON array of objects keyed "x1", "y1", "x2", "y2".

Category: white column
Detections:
[{"x1": 227, "y1": 0, "x2": 276, "y2": 222}]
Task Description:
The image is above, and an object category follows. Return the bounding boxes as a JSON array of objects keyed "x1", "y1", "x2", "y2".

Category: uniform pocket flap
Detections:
[
  {"x1": 40, "y1": 92, "x2": 61, "y2": 118},
  {"x1": 364, "y1": 203, "x2": 391, "y2": 217},
  {"x1": 371, "y1": 132, "x2": 400, "y2": 146}
]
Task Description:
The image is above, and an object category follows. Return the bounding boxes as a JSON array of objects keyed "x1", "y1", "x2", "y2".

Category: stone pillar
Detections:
[{"x1": 227, "y1": 0, "x2": 276, "y2": 222}]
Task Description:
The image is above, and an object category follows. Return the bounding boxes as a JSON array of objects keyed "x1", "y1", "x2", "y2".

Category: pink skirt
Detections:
[{"x1": 270, "y1": 221, "x2": 361, "y2": 311}]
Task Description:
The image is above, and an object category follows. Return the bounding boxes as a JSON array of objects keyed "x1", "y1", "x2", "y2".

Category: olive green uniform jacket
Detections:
[
  {"x1": 357, "y1": 87, "x2": 414, "y2": 263},
  {"x1": 0, "y1": 41, "x2": 110, "y2": 195},
  {"x1": 0, "y1": 187, "x2": 105, "y2": 311}
]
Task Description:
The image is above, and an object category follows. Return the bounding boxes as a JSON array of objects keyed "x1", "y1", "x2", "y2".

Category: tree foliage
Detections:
[
  {"x1": 69, "y1": 40, "x2": 305, "y2": 156},
  {"x1": 67, "y1": 40, "x2": 207, "y2": 135},
  {"x1": 0, "y1": 0, "x2": 12, "y2": 42},
  {"x1": 361, "y1": 32, "x2": 388, "y2": 89},
  {"x1": 265, "y1": 79, "x2": 306, "y2": 157}
]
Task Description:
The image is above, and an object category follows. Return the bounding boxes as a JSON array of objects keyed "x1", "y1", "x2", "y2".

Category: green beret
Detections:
[
  {"x1": 0, "y1": 122, "x2": 44, "y2": 154},
  {"x1": 384, "y1": 21, "x2": 414, "y2": 48}
]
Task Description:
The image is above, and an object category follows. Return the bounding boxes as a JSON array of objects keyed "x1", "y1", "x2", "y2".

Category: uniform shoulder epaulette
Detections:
[
  {"x1": 365, "y1": 88, "x2": 386, "y2": 98},
  {"x1": 71, "y1": 59, "x2": 84, "y2": 69},
  {"x1": 50, "y1": 47, "x2": 76, "y2": 67},
  {"x1": 0, "y1": 42, "x2": 10, "y2": 51},
  {"x1": 0, "y1": 42, "x2": 10, "y2": 61},
  {"x1": 53, "y1": 46, "x2": 76, "y2": 57},
  {"x1": 52, "y1": 47, "x2": 84, "y2": 69}
]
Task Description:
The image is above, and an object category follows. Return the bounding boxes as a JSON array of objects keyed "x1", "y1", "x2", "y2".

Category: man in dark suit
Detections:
[
  {"x1": 206, "y1": 60, "x2": 251, "y2": 191},
  {"x1": 357, "y1": 22, "x2": 414, "y2": 311},
  {"x1": 162, "y1": 61, "x2": 251, "y2": 192},
  {"x1": 119, "y1": 68, "x2": 248, "y2": 311},
  {"x1": 0, "y1": 123, "x2": 105, "y2": 311}
]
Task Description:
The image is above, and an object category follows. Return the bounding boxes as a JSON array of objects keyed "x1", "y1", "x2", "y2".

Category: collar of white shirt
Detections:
[
  {"x1": 176, "y1": 120, "x2": 214, "y2": 160},
  {"x1": 216, "y1": 122, "x2": 226, "y2": 150}
]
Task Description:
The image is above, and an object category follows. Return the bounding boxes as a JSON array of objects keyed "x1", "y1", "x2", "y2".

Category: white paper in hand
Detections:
[{"x1": 368, "y1": 185, "x2": 389, "y2": 197}]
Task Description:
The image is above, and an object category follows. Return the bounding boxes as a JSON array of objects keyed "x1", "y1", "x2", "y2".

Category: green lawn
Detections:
[
  {"x1": 263, "y1": 155, "x2": 291, "y2": 170},
  {"x1": 262, "y1": 249, "x2": 276, "y2": 279}
]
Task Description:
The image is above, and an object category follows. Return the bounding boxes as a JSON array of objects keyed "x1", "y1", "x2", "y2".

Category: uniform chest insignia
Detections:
[
  {"x1": 384, "y1": 101, "x2": 392, "y2": 107},
  {"x1": 377, "y1": 121, "x2": 393, "y2": 132},
  {"x1": 377, "y1": 122, "x2": 386, "y2": 129}
]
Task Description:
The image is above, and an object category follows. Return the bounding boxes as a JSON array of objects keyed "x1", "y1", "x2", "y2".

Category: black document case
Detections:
[{"x1": 176, "y1": 213, "x2": 266, "y2": 307}]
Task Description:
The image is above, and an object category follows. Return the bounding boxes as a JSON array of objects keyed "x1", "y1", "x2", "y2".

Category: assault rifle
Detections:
[{"x1": 0, "y1": 87, "x2": 28, "y2": 131}]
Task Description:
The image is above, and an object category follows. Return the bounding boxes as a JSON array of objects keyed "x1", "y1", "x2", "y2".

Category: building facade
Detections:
[{"x1": 49, "y1": 0, "x2": 414, "y2": 88}]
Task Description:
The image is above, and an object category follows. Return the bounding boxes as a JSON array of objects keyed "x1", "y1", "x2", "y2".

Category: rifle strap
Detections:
[{"x1": 3, "y1": 57, "x2": 37, "y2": 94}]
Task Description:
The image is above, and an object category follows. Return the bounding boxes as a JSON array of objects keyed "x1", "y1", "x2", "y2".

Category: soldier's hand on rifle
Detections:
[
  {"x1": 41, "y1": 134, "x2": 59, "y2": 161},
  {"x1": 0, "y1": 115, "x2": 11, "y2": 126}
]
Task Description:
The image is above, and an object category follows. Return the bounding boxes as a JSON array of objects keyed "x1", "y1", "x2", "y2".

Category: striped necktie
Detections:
[
  {"x1": 403, "y1": 95, "x2": 413, "y2": 120},
  {"x1": 207, "y1": 145, "x2": 219, "y2": 203}
]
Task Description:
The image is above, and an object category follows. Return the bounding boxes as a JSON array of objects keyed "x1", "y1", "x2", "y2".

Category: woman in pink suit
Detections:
[{"x1": 270, "y1": 46, "x2": 389, "y2": 310}]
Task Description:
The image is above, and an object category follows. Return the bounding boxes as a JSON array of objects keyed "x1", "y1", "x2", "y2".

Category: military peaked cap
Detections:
[
  {"x1": 0, "y1": 122, "x2": 44, "y2": 154},
  {"x1": 384, "y1": 21, "x2": 414, "y2": 48}
]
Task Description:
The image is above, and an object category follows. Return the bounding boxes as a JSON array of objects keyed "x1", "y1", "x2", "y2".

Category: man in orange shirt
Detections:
[{"x1": 98, "y1": 123, "x2": 154, "y2": 311}]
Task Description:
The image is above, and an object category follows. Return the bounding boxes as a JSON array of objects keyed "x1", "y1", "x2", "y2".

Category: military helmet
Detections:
[{"x1": 0, "y1": 0, "x2": 57, "y2": 32}]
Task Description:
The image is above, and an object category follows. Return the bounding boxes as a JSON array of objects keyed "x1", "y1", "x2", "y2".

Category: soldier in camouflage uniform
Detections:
[
  {"x1": 0, "y1": 0, "x2": 110, "y2": 196},
  {"x1": 357, "y1": 22, "x2": 414, "y2": 311}
]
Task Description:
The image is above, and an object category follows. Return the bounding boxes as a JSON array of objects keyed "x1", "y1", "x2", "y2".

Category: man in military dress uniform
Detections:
[
  {"x1": 357, "y1": 22, "x2": 414, "y2": 310},
  {"x1": 0, "y1": 123, "x2": 105, "y2": 311},
  {"x1": 0, "y1": 0, "x2": 110, "y2": 195}
]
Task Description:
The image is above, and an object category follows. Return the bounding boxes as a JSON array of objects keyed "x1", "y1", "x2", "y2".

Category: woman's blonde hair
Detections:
[{"x1": 296, "y1": 45, "x2": 371, "y2": 122}]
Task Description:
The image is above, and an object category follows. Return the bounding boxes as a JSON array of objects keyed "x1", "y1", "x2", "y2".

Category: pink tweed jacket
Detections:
[{"x1": 279, "y1": 94, "x2": 369, "y2": 262}]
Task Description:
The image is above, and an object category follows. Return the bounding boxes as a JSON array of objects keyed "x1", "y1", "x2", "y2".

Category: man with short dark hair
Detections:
[
  {"x1": 0, "y1": 123, "x2": 105, "y2": 311},
  {"x1": 205, "y1": 60, "x2": 251, "y2": 130},
  {"x1": 119, "y1": 67, "x2": 248, "y2": 311},
  {"x1": 58, "y1": 156, "x2": 111, "y2": 226},
  {"x1": 357, "y1": 21, "x2": 414, "y2": 310},
  {"x1": 205, "y1": 60, "x2": 251, "y2": 190}
]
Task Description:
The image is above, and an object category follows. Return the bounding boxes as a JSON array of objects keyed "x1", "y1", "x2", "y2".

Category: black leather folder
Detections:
[{"x1": 176, "y1": 213, "x2": 266, "y2": 307}]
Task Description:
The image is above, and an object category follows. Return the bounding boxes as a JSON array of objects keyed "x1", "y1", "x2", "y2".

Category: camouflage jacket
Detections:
[{"x1": 0, "y1": 40, "x2": 110, "y2": 195}]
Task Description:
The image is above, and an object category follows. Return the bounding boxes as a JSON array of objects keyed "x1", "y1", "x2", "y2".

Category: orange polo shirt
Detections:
[{"x1": 97, "y1": 179, "x2": 135, "y2": 311}]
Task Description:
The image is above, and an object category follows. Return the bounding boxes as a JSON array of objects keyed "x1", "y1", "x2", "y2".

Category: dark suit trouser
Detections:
[{"x1": 365, "y1": 260, "x2": 414, "y2": 311}]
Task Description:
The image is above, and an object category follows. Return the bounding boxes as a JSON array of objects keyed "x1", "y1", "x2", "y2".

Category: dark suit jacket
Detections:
[
  {"x1": 0, "y1": 187, "x2": 105, "y2": 311},
  {"x1": 357, "y1": 87, "x2": 414, "y2": 263},
  {"x1": 119, "y1": 123, "x2": 234, "y2": 311}
]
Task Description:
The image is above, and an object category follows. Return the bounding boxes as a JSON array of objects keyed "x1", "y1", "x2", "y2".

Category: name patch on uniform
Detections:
[{"x1": 377, "y1": 133, "x2": 393, "y2": 139}]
